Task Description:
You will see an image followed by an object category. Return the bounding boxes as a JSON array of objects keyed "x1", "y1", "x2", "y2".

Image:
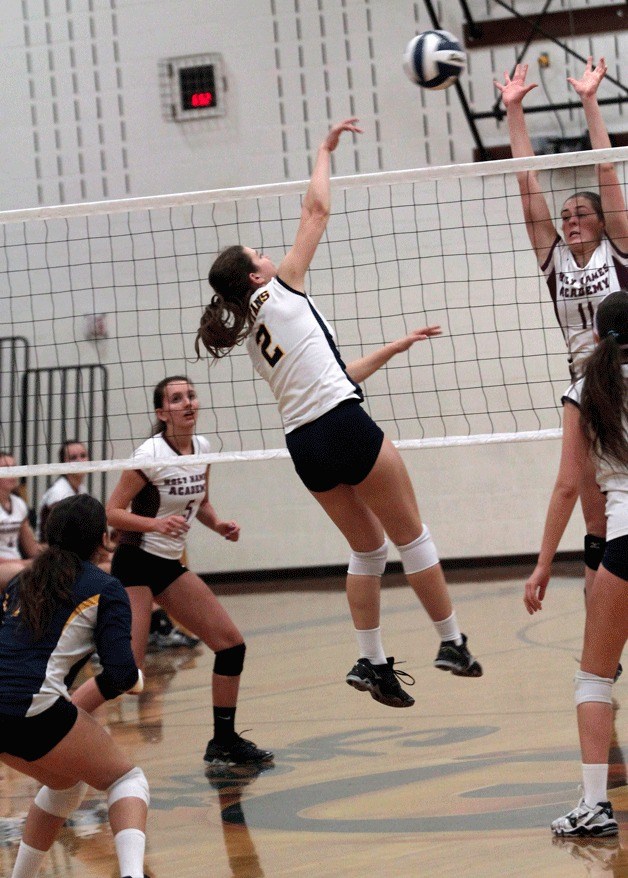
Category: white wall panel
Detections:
[{"x1": 1, "y1": 0, "x2": 626, "y2": 573}]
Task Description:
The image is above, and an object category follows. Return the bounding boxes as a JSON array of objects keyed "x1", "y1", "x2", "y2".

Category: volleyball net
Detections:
[{"x1": 2, "y1": 146, "x2": 627, "y2": 500}]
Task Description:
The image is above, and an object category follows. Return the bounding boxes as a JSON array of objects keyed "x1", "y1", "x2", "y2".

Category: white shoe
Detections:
[{"x1": 551, "y1": 798, "x2": 618, "y2": 837}]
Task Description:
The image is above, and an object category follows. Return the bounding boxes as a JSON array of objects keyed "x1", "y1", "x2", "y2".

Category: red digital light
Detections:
[
  {"x1": 178, "y1": 65, "x2": 218, "y2": 114},
  {"x1": 191, "y1": 92, "x2": 213, "y2": 108}
]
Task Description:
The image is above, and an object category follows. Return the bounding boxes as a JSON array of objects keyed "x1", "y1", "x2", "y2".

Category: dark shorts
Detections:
[
  {"x1": 0, "y1": 697, "x2": 78, "y2": 762},
  {"x1": 285, "y1": 400, "x2": 385, "y2": 493},
  {"x1": 601, "y1": 534, "x2": 628, "y2": 582},
  {"x1": 112, "y1": 544, "x2": 188, "y2": 597}
]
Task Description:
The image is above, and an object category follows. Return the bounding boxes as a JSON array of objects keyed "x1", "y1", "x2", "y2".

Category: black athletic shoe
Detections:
[
  {"x1": 204, "y1": 733, "x2": 274, "y2": 766},
  {"x1": 614, "y1": 662, "x2": 622, "y2": 682},
  {"x1": 147, "y1": 627, "x2": 201, "y2": 651},
  {"x1": 433, "y1": 633, "x2": 483, "y2": 677},
  {"x1": 346, "y1": 657, "x2": 415, "y2": 707}
]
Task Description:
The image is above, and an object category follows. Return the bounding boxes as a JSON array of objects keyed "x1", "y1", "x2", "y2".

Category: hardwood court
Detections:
[{"x1": 0, "y1": 566, "x2": 626, "y2": 877}]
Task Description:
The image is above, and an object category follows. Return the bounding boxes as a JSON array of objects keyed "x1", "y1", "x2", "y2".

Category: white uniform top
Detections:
[
  {"x1": 245, "y1": 276, "x2": 362, "y2": 433},
  {"x1": 0, "y1": 495, "x2": 29, "y2": 560},
  {"x1": 542, "y1": 235, "x2": 628, "y2": 369},
  {"x1": 118, "y1": 434, "x2": 209, "y2": 560},
  {"x1": 563, "y1": 365, "x2": 628, "y2": 542},
  {"x1": 37, "y1": 476, "x2": 87, "y2": 541}
]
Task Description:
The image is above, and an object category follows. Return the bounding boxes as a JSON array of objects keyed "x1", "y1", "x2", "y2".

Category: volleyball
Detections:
[{"x1": 403, "y1": 30, "x2": 466, "y2": 91}]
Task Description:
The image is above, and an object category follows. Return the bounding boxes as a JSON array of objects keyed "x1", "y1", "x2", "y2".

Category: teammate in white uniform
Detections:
[
  {"x1": 524, "y1": 290, "x2": 628, "y2": 838},
  {"x1": 497, "y1": 58, "x2": 628, "y2": 601},
  {"x1": 197, "y1": 119, "x2": 483, "y2": 710},
  {"x1": 37, "y1": 441, "x2": 89, "y2": 541},
  {"x1": 0, "y1": 452, "x2": 41, "y2": 589},
  {"x1": 106, "y1": 376, "x2": 272, "y2": 767}
]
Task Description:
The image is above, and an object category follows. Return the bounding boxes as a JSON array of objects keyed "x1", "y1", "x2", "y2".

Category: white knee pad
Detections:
[
  {"x1": 397, "y1": 525, "x2": 439, "y2": 575},
  {"x1": 107, "y1": 767, "x2": 150, "y2": 809},
  {"x1": 348, "y1": 541, "x2": 388, "y2": 577},
  {"x1": 574, "y1": 669, "x2": 614, "y2": 706},
  {"x1": 34, "y1": 781, "x2": 88, "y2": 819}
]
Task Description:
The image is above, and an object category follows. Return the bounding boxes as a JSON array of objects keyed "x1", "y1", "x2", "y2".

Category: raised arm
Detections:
[
  {"x1": 495, "y1": 64, "x2": 558, "y2": 266},
  {"x1": 278, "y1": 119, "x2": 363, "y2": 291},
  {"x1": 568, "y1": 57, "x2": 628, "y2": 251},
  {"x1": 345, "y1": 325, "x2": 441, "y2": 385},
  {"x1": 523, "y1": 401, "x2": 588, "y2": 613}
]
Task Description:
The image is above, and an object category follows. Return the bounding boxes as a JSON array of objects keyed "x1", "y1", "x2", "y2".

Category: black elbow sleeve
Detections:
[{"x1": 95, "y1": 666, "x2": 139, "y2": 700}]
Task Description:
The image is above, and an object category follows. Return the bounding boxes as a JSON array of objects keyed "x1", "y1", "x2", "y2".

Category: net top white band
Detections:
[
  {"x1": 1, "y1": 430, "x2": 563, "y2": 478},
  {"x1": 1, "y1": 147, "x2": 626, "y2": 224}
]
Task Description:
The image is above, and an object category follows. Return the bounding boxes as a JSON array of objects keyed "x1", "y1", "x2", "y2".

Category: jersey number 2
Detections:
[{"x1": 256, "y1": 324, "x2": 284, "y2": 367}]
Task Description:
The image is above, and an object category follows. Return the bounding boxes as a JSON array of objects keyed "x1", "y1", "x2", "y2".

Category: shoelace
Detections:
[{"x1": 390, "y1": 661, "x2": 416, "y2": 687}]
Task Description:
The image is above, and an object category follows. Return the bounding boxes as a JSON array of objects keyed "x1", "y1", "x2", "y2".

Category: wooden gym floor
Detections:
[{"x1": 0, "y1": 565, "x2": 626, "y2": 877}]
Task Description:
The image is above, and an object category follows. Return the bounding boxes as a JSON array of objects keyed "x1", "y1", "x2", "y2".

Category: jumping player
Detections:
[
  {"x1": 196, "y1": 118, "x2": 482, "y2": 709},
  {"x1": 3, "y1": 494, "x2": 149, "y2": 878},
  {"x1": 106, "y1": 375, "x2": 272, "y2": 766},
  {"x1": 496, "y1": 58, "x2": 628, "y2": 605},
  {"x1": 524, "y1": 290, "x2": 628, "y2": 837}
]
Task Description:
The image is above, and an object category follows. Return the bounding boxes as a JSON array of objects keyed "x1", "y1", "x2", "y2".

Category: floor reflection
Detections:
[
  {"x1": 552, "y1": 836, "x2": 628, "y2": 876},
  {"x1": 205, "y1": 763, "x2": 275, "y2": 878}
]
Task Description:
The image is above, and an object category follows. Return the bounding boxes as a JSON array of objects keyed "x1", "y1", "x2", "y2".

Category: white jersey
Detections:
[
  {"x1": 118, "y1": 434, "x2": 209, "y2": 560},
  {"x1": 0, "y1": 494, "x2": 29, "y2": 561},
  {"x1": 37, "y1": 476, "x2": 87, "y2": 541},
  {"x1": 245, "y1": 276, "x2": 362, "y2": 433},
  {"x1": 543, "y1": 235, "x2": 628, "y2": 369},
  {"x1": 563, "y1": 367, "x2": 628, "y2": 541}
]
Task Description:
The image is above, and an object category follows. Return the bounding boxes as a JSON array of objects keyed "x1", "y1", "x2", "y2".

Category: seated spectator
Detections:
[
  {"x1": 0, "y1": 451, "x2": 41, "y2": 590},
  {"x1": 37, "y1": 441, "x2": 89, "y2": 541}
]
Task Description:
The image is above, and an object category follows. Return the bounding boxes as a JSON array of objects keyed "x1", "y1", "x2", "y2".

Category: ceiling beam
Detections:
[{"x1": 464, "y1": 2, "x2": 628, "y2": 49}]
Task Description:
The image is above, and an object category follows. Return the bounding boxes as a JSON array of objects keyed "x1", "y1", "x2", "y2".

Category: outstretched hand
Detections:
[
  {"x1": 324, "y1": 118, "x2": 363, "y2": 152},
  {"x1": 567, "y1": 56, "x2": 607, "y2": 99},
  {"x1": 494, "y1": 64, "x2": 537, "y2": 107},
  {"x1": 391, "y1": 325, "x2": 442, "y2": 354}
]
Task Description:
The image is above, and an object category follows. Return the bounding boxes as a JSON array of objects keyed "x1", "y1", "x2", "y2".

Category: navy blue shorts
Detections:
[
  {"x1": 602, "y1": 534, "x2": 628, "y2": 582},
  {"x1": 285, "y1": 400, "x2": 385, "y2": 493},
  {"x1": 112, "y1": 544, "x2": 188, "y2": 597},
  {"x1": 0, "y1": 697, "x2": 78, "y2": 762}
]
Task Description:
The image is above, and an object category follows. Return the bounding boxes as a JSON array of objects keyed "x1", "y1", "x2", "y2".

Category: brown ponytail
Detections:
[
  {"x1": 17, "y1": 495, "x2": 106, "y2": 640},
  {"x1": 580, "y1": 290, "x2": 628, "y2": 465},
  {"x1": 195, "y1": 245, "x2": 256, "y2": 359}
]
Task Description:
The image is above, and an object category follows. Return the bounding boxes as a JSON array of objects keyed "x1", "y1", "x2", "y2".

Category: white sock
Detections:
[
  {"x1": 113, "y1": 828, "x2": 146, "y2": 878},
  {"x1": 355, "y1": 627, "x2": 387, "y2": 665},
  {"x1": 433, "y1": 611, "x2": 462, "y2": 645},
  {"x1": 11, "y1": 841, "x2": 46, "y2": 878},
  {"x1": 582, "y1": 763, "x2": 609, "y2": 808}
]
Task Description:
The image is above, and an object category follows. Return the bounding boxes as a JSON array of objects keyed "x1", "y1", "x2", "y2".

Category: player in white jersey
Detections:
[
  {"x1": 106, "y1": 376, "x2": 272, "y2": 767},
  {"x1": 524, "y1": 290, "x2": 628, "y2": 838},
  {"x1": 37, "y1": 440, "x2": 89, "y2": 541},
  {"x1": 197, "y1": 119, "x2": 483, "y2": 711},
  {"x1": 0, "y1": 452, "x2": 41, "y2": 589},
  {"x1": 497, "y1": 58, "x2": 628, "y2": 602}
]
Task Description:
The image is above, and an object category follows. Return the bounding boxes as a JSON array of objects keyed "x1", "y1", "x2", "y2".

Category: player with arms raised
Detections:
[{"x1": 196, "y1": 119, "x2": 482, "y2": 709}]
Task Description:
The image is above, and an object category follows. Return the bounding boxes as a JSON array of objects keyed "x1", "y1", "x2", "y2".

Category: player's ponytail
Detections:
[
  {"x1": 195, "y1": 245, "x2": 256, "y2": 359},
  {"x1": 17, "y1": 495, "x2": 107, "y2": 640},
  {"x1": 580, "y1": 290, "x2": 628, "y2": 465}
]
